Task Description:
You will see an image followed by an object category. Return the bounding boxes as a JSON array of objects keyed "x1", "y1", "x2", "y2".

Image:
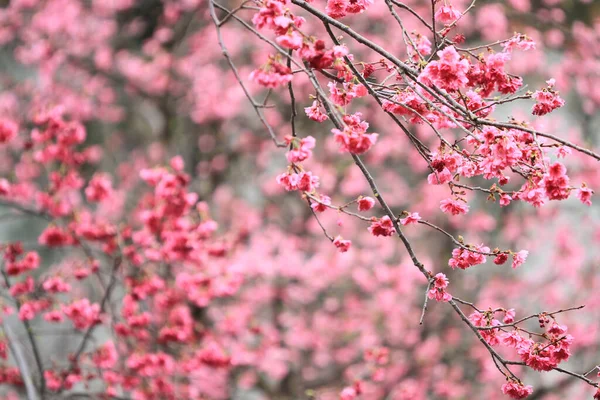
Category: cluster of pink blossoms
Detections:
[
  {"x1": 62, "y1": 298, "x2": 101, "y2": 330},
  {"x1": 541, "y1": 162, "x2": 570, "y2": 200},
  {"x1": 577, "y1": 185, "x2": 594, "y2": 206},
  {"x1": 285, "y1": 135, "x2": 316, "y2": 163},
  {"x1": 493, "y1": 250, "x2": 529, "y2": 269},
  {"x1": 333, "y1": 235, "x2": 352, "y2": 252},
  {"x1": 428, "y1": 273, "x2": 452, "y2": 302},
  {"x1": 450, "y1": 246, "x2": 528, "y2": 270},
  {"x1": 448, "y1": 244, "x2": 490, "y2": 270},
  {"x1": 407, "y1": 33, "x2": 432, "y2": 61},
  {"x1": 502, "y1": 34, "x2": 536, "y2": 53},
  {"x1": 532, "y1": 80, "x2": 566, "y2": 116},
  {"x1": 0, "y1": 99, "x2": 250, "y2": 396},
  {"x1": 358, "y1": 196, "x2": 375, "y2": 211},
  {"x1": 4, "y1": 244, "x2": 39, "y2": 276},
  {"x1": 277, "y1": 134, "x2": 321, "y2": 194},
  {"x1": 368, "y1": 216, "x2": 396, "y2": 237},
  {"x1": 243, "y1": 1, "x2": 598, "y2": 398},
  {"x1": 304, "y1": 100, "x2": 328, "y2": 122},
  {"x1": 418, "y1": 46, "x2": 470, "y2": 91},
  {"x1": 501, "y1": 381, "x2": 534, "y2": 399},
  {"x1": 252, "y1": 0, "x2": 354, "y2": 79},
  {"x1": 400, "y1": 212, "x2": 421, "y2": 226},
  {"x1": 249, "y1": 58, "x2": 293, "y2": 88},
  {"x1": 517, "y1": 323, "x2": 573, "y2": 372},
  {"x1": 468, "y1": 52, "x2": 523, "y2": 96},
  {"x1": 326, "y1": 0, "x2": 373, "y2": 19},
  {"x1": 332, "y1": 113, "x2": 379, "y2": 155},
  {"x1": 512, "y1": 162, "x2": 585, "y2": 207},
  {"x1": 470, "y1": 310, "x2": 574, "y2": 378},
  {"x1": 0, "y1": 0, "x2": 598, "y2": 397},
  {"x1": 276, "y1": 170, "x2": 320, "y2": 192},
  {"x1": 382, "y1": 88, "x2": 431, "y2": 125},
  {"x1": 435, "y1": 5, "x2": 462, "y2": 24},
  {"x1": 440, "y1": 198, "x2": 470, "y2": 215},
  {"x1": 40, "y1": 272, "x2": 68, "y2": 294},
  {"x1": 85, "y1": 173, "x2": 114, "y2": 202},
  {"x1": 329, "y1": 81, "x2": 368, "y2": 106}
]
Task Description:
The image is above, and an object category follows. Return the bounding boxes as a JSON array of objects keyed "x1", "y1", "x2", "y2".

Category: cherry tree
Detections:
[{"x1": 0, "y1": 0, "x2": 599, "y2": 399}]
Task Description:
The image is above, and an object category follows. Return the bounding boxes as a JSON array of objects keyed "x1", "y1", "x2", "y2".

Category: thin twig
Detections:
[{"x1": 419, "y1": 280, "x2": 433, "y2": 325}]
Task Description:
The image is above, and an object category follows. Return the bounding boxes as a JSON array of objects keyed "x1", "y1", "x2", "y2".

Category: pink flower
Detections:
[
  {"x1": 286, "y1": 136, "x2": 316, "y2": 163},
  {"x1": 503, "y1": 309, "x2": 516, "y2": 324},
  {"x1": 18, "y1": 302, "x2": 36, "y2": 321},
  {"x1": 501, "y1": 381, "x2": 533, "y2": 399},
  {"x1": 449, "y1": 244, "x2": 490, "y2": 270},
  {"x1": 517, "y1": 345, "x2": 555, "y2": 371},
  {"x1": 469, "y1": 311, "x2": 501, "y2": 345},
  {"x1": 9, "y1": 276, "x2": 34, "y2": 297},
  {"x1": 62, "y1": 299, "x2": 101, "y2": 330},
  {"x1": 542, "y1": 162, "x2": 570, "y2": 201},
  {"x1": 276, "y1": 30, "x2": 303, "y2": 50},
  {"x1": 532, "y1": 89, "x2": 565, "y2": 116},
  {"x1": 494, "y1": 253, "x2": 508, "y2": 265},
  {"x1": 276, "y1": 171, "x2": 320, "y2": 192},
  {"x1": 6, "y1": 252, "x2": 40, "y2": 276},
  {"x1": 511, "y1": 250, "x2": 528, "y2": 269},
  {"x1": 333, "y1": 112, "x2": 378, "y2": 154},
  {"x1": 428, "y1": 273, "x2": 452, "y2": 302},
  {"x1": 43, "y1": 277, "x2": 72, "y2": 293},
  {"x1": 502, "y1": 34, "x2": 536, "y2": 52},
  {"x1": 328, "y1": 82, "x2": 367, "y2": 106},
  {"x1": 576, "y1": 186, "x2": 593, "y2": 206},
  {"x1": 435, "y1": 5, "x2": 461, "y2": 24},
  {"x1": 480, "y1": 133, "x2": 523, "y2": 178},
  {"x1": 93, "y1": 341, "x2": 118, "y2": 369},
  {"x1": 44, "y1": 310, "x2": 64, "y2": 322},
  {"x1": 520, "y1": 185, "x2": 546, "y2": 207},
  {"x1": 427, "y1": 168, "x2": 452, "y2": 185},
  {"x1": 196, "y1": 342, "x2": 231, "y2": 368},
  {"x1": 299, "y1": 40, "x2": 336, "y2": 69},
  {"x1": 252, "y1": 0, "x2": 285, "y2": 30},
  {"x1": 357, "y1": 196, "x2": 375, "y2": 211},
  {"x1": 400, "y1": 212, "x2": 421, "y2": 226},
  {"x1": 332, "y1": 45, "x2": 349, "y2": 59},
  {"x1": 499, "y1": 194, "x2": 512, "y2": 207},
  {"x1": 311, "y1": 195, "x2": 331, "y2": 212},
  {"x1": 326, "y1": 0, "x2": 373, "y2": 19},
  {"x1": 466, "y1": 51, "x2": 522, "y2": 96},
  {"x1": 368, "y1": 216, "x2": 396, "y2": 237},
  {"x1": 418, "y1": 46, "x2": 470, "y2": 91},
  {"x1": 382, "y1": 89, "x2": 429, "y2": 123},
  {"x1": 45, "y1": 370, "x2": 63, "y2": 391},
  {"x1": 502, "y1": 331, "x2": 525, "y2": 348},
  {"x1": 304, "y1": 101, "x2": 328, "y2": 122},
  {"x1": 440, "y1": 198, "x2": 469, "y2": 215},
  {"x1": 250, "y1": 61, "x2": 293, "y2": 88},
  {"x1": 38, "y1": 226, "x2": 74, "y2": 247},
  {"x1": 407, "y1": 34, "x2": 431, "y2": 60},
  {"x1": 333, "y1": 128, "x2": 378, "y2": 154},
  {"x1": 333, "y1": 236, "x2": 352, "y2": 252},
  {"x1": 556, "y1": 146, "x2": 571, "y2": 158}
]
